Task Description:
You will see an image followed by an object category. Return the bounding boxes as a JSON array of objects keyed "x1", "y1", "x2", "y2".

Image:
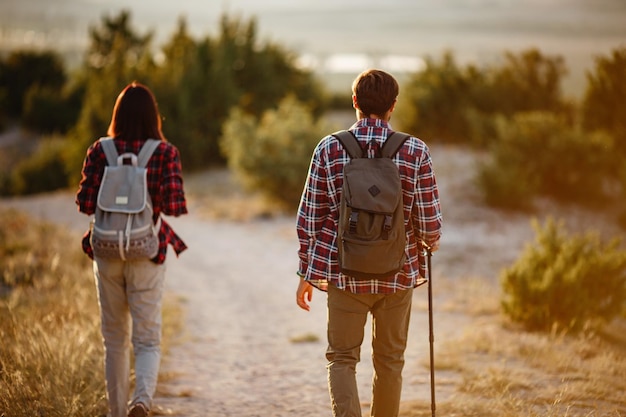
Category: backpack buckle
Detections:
[
  {"x1": 349, "y1": 211, "x2": 359, "y2": 234},
  {"x1": 381, "y1": 215, "x2": 393, "y2": 240}
]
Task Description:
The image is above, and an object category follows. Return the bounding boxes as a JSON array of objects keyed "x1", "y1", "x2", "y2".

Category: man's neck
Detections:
[{"x1": 357, "y1": 111, "x2": 390, "y2": 122}]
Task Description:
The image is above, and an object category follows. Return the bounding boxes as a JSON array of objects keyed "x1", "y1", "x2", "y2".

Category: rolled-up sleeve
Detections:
[
  {"x1": 413, "y1": 148, "x2": 442, "y2": 247},
  {"x1": 161, "y1": 145, "x2": 188, "y2": 217}
]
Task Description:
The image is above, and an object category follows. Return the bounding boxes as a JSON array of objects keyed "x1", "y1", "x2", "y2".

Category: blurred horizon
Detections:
[{"x1": 1, "y1": 0, "x2": 625, "y2": 95}]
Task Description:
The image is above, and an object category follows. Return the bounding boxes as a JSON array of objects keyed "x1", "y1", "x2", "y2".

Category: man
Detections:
[{"x1": 296, "y1": 69, "x2": 442, "y2": 417}]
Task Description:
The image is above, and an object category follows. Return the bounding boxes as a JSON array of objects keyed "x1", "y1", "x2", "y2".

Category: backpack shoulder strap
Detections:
[
  {"x1": 381, "y1": 132, "x2": 410, "y2": 158},
  {"x1": 137, "y1": 139, "x2": 161, "y2": 168},
  {"x1": 100, "y1": 137, "x2": 119, "y2": 166},
  {"x1": 332, "y1": 130, "x2": 364, "y2": 159}
]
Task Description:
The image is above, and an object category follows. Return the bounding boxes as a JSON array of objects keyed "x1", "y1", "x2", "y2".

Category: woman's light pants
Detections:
[{"x1": 94, "y1": 257, "x2": 165, "y2": 417}]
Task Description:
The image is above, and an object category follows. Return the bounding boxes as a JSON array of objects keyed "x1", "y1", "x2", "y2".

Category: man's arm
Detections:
[
  {"x1": 413, "y1": 147, "x2": 443, "y2": 249},
  {"x1": 295, "y1": 138, "x2": 330, "y2": 309}
]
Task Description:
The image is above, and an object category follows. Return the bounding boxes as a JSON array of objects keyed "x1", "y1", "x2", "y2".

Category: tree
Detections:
[
  {"x1": 152, "y1": 13, "x2": 324, "y2": 170},
  {"x1": 85, "y1": 10, "x2": 153, "y2": 72},
  {"x1": 64, "y1": 10, "x2": 155, "y2": 184},
  {"x1": 153, "y1": 17, "x2": 237, "y2": 169}
]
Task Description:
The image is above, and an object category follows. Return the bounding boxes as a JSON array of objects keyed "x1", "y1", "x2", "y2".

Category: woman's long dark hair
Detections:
[{"x1": 107, "y1": 82, "x2": 165, "y2": 142}]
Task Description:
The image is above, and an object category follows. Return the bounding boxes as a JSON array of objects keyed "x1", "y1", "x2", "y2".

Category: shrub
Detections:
[
  {"x1": 489, "y1": 49, "x2": 567, "y2": 118},
  {"x1": 0, "y1": 49, "x2": 67, "y2": 119},
  {"x1": 22, "y1": 83, "x2": 82, "y2": 134},
  {"x1": 396, "y1": 48, "x2": 568, "y2": 147},
  {"x1": 220, "y1": 95, "x2": 330, "y2": 210},
  {"x1": 9, "y1": 137, "x2": 68, "y2": 195},
  {"x1": 476, "y1": 156, "x2": 537, "y2": 211},
  {"x1": 476, "y1": 112, "x2": 620, "y2": 210},
  {"x1": 501, "y1": 218, "x2": 626, "y2": 332},
  {"x1": 396, "y1": 51, "x2": 475, "y2": 143}
]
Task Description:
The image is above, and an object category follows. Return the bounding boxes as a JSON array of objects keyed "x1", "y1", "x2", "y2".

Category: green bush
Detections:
[
  {"x1": 9, "y1": 137, "x2": 68, "y2": 195},
  {"x1": 476, "y1": 112, "x2": 620, "y2": 210},
  {"x1": 476, "y1": 156, "x2": 537, "y2": 211},
  {"x1": 0, "y1": 49, "x2": 67, "y2": 119},
  {"x1": 396, "y1": 48, "x2": 568, "y2": 147},
  {"x1": 396, "y1": 51, "x2": 476, "y2": 144},
  {"x1": 22, "y1": 79, "x2": 84, "y2": 135},
  {"x1": 220, "y1": 95, "x2": 330, "y2": 210},
  {"x1": 22, "y1": 85, "x2": 80, "y2": 134},
  {"x1": 501, "y1": 218, "x2": 626, "y2": 332},
  {"x1": 489, "y1": 49, "x2": 567, "y2": 118}
]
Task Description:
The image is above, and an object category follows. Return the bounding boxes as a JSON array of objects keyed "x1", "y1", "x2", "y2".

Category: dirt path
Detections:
[
  {"x1": 148, "y1": 144, "x2": 539, "y2": 416},
  {"x1": 0, "y1": 145, "x2": 559, "y2": 416}
]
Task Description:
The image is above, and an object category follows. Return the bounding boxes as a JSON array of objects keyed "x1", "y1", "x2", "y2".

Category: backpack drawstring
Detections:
[
  {"x1": 117, "y1": 230, "x2": 126, "y2": 261},
  {"x1": 123, "y1": 214, "x2": 133, "y2": 257},
  {"x1": 113, "y1": 214, "x2": 133, "y2": 261}
]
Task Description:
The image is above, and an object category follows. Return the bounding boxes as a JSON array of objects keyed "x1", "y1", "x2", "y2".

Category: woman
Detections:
[{"x1": 76, "y1": 82, "x2": 188, "y2": 417}]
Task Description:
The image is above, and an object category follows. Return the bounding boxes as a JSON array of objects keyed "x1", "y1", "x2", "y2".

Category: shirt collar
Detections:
[{"x1": 351, "y1": 117, "x2": 393, "y2": 130}]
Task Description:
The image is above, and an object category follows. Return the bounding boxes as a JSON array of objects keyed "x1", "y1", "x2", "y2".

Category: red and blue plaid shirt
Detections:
[
  {"x1": 296, "y1": 118, "x2": 442, "y2": 294},
  {"x1": 76, "y1": 137, "x2": 188, "y2": 264}
]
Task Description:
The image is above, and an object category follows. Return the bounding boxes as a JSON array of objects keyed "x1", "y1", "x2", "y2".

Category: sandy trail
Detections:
[
  {"x1": 149, "y1": 144, "x2": 532, "y2": 416},
  {"x1": 151, "y1": 213, "x2": 478, "y2": 417},
  {"x1": 1, "y1": 144, "x2": 572, "y2": 416}
]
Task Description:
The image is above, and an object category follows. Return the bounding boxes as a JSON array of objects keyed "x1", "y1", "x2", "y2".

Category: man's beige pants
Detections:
[
  {"x1": 326, "y1": 284, "x2": 413, "y2": 417},
  {"x1": 94, "y1": 257, "x2": 165, "y2": 417}
]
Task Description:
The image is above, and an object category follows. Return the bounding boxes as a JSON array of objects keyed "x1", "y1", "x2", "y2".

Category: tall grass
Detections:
[
  {"x1": 0, "y1": 208, "x2": 184, "y2": 416},
  {"x1": 0, "y1": 208, "x2": 107, "y2": 416}
]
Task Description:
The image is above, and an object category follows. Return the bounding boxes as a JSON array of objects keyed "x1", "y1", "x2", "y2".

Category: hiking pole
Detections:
[{"x1": 423, "y1": 242, "x2": 436, "y2": 417}]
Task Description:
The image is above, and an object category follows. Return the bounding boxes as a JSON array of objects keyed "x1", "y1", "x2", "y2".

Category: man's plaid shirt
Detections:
[
  {"x1": 76, "y1": 138, "x2": 188, "y2": 264},
  {"x1": 296, "y1": 118, "x2": 442, "y2": 294}
]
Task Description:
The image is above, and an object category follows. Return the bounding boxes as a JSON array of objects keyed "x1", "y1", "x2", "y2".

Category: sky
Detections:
[{"x1": 1, "y1": 0, "x2": 625, "y2": 94}]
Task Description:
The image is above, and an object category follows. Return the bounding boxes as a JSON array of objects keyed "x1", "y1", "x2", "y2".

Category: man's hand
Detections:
[
  {"x1": 421, "y1": 239, "x2": 440, "y2": 253},
  {"x1": 296, "y1": 277, "x2": 314, "y2": 311}
]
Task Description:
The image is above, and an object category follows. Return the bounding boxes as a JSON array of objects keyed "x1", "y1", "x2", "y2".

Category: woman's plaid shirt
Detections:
[
  {"x1": 296, "y1": 118, "x2": 442, "y2": 294},
  {"x1": 76, "y1": 138, "x2": 188, "y2": 264}
]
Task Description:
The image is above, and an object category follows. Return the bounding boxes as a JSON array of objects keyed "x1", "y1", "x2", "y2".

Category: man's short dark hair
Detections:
[{"x1": 352, "y1": 69, "x2": 399, "y2": 117}]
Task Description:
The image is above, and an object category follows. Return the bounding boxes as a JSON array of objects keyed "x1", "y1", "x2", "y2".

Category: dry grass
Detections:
[
  {"x1": 0, "y1": 208, "x2": 107, "y2": 416},
  {"x1": 289, "y1": 332, "x2": 321, "y2": 343},
  {"x1": 403, "y1": 277, "x2": 626, "y2": 417},
  {"x1": 0, "y1": 208, "x2": 184, "y2": 416}
]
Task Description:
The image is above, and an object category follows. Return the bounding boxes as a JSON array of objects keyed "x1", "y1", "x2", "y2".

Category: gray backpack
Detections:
[
  {"x1": 90, "y1": 138, "x2": 161, "y2": 260},
  {"x1": 333, "y1": 130, "x2": 410, "y2": 279}
]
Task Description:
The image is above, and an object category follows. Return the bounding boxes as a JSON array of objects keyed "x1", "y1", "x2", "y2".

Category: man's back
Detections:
[{"x1": 296, "y1": 118, "x2": 441, "y2": 293}]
